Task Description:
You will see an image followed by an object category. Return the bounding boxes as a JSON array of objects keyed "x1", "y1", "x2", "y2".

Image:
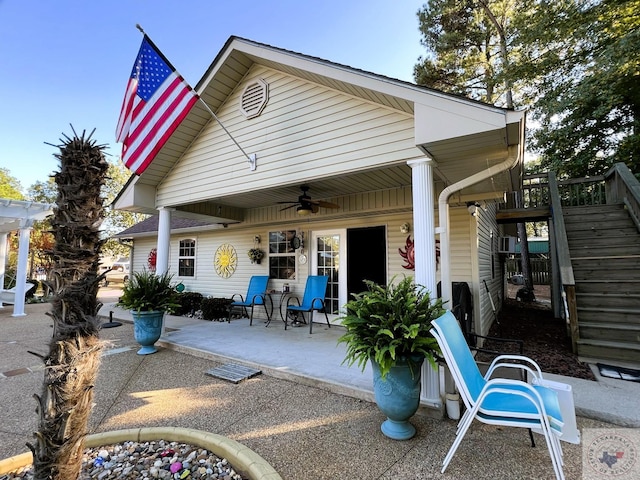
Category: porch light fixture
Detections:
[
  {"x1": 467, "y1": 202, "x2": 481, "y2": 217},
  {"x1": 297, "y1": 206, "x2": 313, "y2": 215},
  {"x1": 400, "y1": 222, "x2": 411, "y2": 234}
]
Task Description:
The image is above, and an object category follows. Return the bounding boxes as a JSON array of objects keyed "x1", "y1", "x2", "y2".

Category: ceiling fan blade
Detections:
[
  {"x1": 279, "y1": 204, "x2": 299, "y2": 211},
  {"x1": 315, "y1": 200, "x2": 340, "y2": 209},
  {"x1": 276, "y1": 201, "x2": 298, "y2": 204}
]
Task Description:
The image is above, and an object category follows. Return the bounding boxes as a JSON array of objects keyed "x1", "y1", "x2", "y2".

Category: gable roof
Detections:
[
  {"x1": 131, "y1": 36, "x2": 522, "y2": 188},
  {"x1": 114, "y1": 36, "x2": 524, "y2": 218}
]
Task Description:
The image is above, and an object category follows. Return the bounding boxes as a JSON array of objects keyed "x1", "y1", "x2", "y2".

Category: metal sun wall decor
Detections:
[
  {"x1": 214, "y1": 243, "x2": 238, "y2": 278},
  {"x1": 398, "y1": 236, "x2": 440, "y2": 270}
]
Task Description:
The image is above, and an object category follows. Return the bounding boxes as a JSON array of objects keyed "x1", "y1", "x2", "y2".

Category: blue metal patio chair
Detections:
[
  {"x1": 430, "y1": 311, "x2": 567, "y2": 480},
  {"x1": 285, "y1": 275, "x2": 330, "y2": 334},
  {"x1": 227, "y1": 275, "x2": 271, "y2": 326}
]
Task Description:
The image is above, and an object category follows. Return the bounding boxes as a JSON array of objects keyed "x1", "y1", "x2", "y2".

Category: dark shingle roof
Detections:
[{"x1": 114, "y1": 215, "x2": 215, "y2": 237}]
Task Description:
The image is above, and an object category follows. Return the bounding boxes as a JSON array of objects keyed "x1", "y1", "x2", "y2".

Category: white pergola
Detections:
[{"x1": 0, "y1": 198, "x2": 54, "y2": 316}]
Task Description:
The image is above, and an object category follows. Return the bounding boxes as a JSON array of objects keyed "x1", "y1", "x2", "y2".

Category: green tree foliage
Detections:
[
  {"x1": 101, "y1": 159, "x2": 148, "y2": 259},
  {"x1": 0, "y1": 167, "x2": 25, "y2": 199},
  {"x1": 415, "y1": 0, "x2": 519, "y2": 107},
  {"x1": 415, "y1": 0, "x2": 640, "y2": 178},
  {"x1": 513, "y1": 0, "x2": 640, "y2": 177}
]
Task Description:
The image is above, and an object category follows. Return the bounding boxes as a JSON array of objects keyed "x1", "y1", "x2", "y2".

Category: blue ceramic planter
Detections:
[
  {"x1": 371, "y1": 356, "x2": 423, "y2": 440},
  {"x1": 132, "y1": 310, "x2": 164, "y2": 355}
]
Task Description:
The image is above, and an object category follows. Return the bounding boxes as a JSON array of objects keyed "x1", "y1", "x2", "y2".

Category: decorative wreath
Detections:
[
  {"x1": 147, "y1": 248, "x2": 157, "y2": 271},
  {"x1": 398, "y1": 236, "x2": 440, "y2": 270}
]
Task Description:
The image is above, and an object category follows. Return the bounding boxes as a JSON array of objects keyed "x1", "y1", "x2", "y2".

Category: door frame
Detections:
[{"x1": 311, "y1": 228, "x2": 347, "y2": 323}]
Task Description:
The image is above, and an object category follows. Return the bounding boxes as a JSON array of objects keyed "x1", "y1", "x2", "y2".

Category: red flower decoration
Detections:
[
  {"x1": 148, "y1": 248, "x2": 157, "y2": 271},
  {"x1": 398, "y1": 236, "x2": 440, "y2": 270}
]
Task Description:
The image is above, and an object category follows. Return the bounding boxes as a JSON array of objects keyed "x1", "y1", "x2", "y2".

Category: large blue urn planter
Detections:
[
  {"x1": 132, "y1": 310, "x2": 164, "y2": 355},
  {"x1": 371, "y1": 356, "x2": 423, "y2": 440}
]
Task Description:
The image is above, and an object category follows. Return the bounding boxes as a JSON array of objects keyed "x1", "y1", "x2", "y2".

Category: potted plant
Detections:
[
  {"x1": 338, "y1": 276, "x2": 445, "y2": 440},
  {"x1": 117, "y1": 270, "x2": 181, "y2": 355},
  {"x1": 247, "y1": 248, "x2": 264, "y2": 264}
]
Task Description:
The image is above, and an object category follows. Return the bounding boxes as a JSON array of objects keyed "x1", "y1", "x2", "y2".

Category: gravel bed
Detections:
[{"x1": 1, "y1": 440, "x2": 247, "y2": 480}]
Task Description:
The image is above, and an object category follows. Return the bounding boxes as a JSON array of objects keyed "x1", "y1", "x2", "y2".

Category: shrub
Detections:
[
  {"x1": 201, "y1": 297, "x2": 233, "y2": 321},
  {"x1": 174, "y1": 291, "x2": 204, "y2": 316}
]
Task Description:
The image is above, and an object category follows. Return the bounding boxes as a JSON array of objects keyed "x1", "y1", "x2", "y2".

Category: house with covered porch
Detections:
[{"x1": 113, "y1": 36, "x2": 525, "y2": 410}]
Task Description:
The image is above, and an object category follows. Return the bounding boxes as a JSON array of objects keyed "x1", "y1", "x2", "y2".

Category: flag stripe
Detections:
[
  {"x1": 126, "y1": 74, "x2": 185, "y2": 151},
  {"x1": 116, "y1": 36, "x2": 198, "y2": 175},
  {"x1": 126, "y1": 86, "x2": 197, "y2": 173}
]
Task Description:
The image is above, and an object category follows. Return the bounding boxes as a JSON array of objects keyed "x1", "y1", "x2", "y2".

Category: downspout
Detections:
[{"x1": 437, "y1": 142, "x2": 522, "y2": 307}]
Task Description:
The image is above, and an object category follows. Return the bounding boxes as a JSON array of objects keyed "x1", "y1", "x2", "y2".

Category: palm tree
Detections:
[{"x1": 28, "y1": 128, "x2": 109, "y2": 480}]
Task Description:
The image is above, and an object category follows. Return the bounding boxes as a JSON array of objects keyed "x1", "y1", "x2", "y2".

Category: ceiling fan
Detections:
[{"x1": 278, "y1": 185, "x2": 340, "y2": 215}]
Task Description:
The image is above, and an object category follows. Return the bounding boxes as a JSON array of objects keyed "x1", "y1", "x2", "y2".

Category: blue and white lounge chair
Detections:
[
  {"x1": 227, "y1": 276, "x2": 271, "y2": 326},
  {"x1": 285, "y1": 275, "x2": 330, "y2": 333},
  {"x1": 430, "y1": 311, "x2": 567, "y2": 480}
]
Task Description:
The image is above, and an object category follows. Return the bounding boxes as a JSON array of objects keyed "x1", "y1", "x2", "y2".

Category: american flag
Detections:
[{"x1": 116, "y1": 36, "x2": 198, "y2": 175}]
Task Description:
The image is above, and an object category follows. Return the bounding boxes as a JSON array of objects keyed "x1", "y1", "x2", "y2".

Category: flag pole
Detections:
[{"x1": 135, "y1": 24, "x2": 257, "y2": 171}]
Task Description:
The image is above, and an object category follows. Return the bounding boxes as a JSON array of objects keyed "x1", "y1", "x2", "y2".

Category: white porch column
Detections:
[
  {"x1": 0, "y1": 232, "x2": 7, "y2": 308},
  {"x1": 408, "y1": 158, "x2": 441, "y2": 411},
  {"x1": 12, "y1": 220, "x2": 33, "y2": 316},
  {"x1": 156, "y1": 207, "x2": 173, "y2": 275}
]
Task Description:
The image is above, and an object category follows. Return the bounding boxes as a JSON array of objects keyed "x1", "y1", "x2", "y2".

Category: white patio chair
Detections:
[{"x1": 430, "y1": 311, "x2": 567, "y2": 480}]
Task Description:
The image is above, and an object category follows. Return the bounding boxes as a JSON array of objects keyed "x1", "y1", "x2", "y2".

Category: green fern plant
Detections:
[
  {"x1": 117, "y1": 269, "x2": 181, "y2": 313},
  {"x1": 338, "y1": 276, "x2": 444, "y2": 379}
]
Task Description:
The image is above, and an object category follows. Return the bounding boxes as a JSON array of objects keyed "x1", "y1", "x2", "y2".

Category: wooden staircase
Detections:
[{"x1": 564, "y1": 203, "x2": 640, "y2": 368}]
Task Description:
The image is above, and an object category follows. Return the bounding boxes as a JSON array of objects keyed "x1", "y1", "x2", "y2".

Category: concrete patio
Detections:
[{"x1": 1, "y1": 301, "x2": 638, "y2": 479}]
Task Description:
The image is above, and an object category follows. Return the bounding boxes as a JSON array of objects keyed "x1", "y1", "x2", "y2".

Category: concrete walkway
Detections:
[{"x1": 1, "y1": 302, "x2": 638, "y2": 479}]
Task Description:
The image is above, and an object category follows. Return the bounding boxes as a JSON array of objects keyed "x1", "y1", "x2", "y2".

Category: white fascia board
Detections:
[
  {"x1": 414, "y1": 101, "x2": 513, "y2": 146},
  {"x1": 112, "y1": 181, "x2": 157, "y2": 212}
]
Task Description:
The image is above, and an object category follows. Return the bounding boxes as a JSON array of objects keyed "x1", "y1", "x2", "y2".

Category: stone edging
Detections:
[{"x1": 0, "y1": 427, "x2": 282, "y2": 480}]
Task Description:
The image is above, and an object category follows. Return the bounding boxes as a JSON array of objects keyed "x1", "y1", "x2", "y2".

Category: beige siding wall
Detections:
[
  {"x1": 449, "y1": 206, "x2": 474, "y2": 283},
  {"x1": 476, "y1": 203, "x2": 501, "y2": 336},
  {"x1": 156, "y1": 66, "x2": 422, "y2": 206}
]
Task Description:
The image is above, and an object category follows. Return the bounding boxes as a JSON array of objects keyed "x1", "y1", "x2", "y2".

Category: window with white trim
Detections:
[
  {"x1": 178, "y1": 239, "x2": 196, "y2": 277},
  {"x1": 268, "y1": 230, "x2": 296, "y2": 280}
]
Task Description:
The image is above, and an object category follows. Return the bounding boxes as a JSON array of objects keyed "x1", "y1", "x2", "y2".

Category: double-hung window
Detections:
[
  {"x1": 268, "y1": 230, "x2": 296, "y2": 280},
  {"x1": 178, "y1": 239, "x2": 196, "y2": 277}
]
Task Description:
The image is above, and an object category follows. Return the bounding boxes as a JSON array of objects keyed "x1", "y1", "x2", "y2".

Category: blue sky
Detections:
[{"x1": 0, "y1": 0, "x2": 427, "y2": 192}]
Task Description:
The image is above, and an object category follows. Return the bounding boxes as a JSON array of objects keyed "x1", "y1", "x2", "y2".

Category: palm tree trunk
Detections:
[{"x1": 28, "y1": 128, "x2": 109, "y2": 480}]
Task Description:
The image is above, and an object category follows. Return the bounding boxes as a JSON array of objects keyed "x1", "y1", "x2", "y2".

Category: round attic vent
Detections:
[{"x1": 240, "y1": 78, "x2": 269, "y2": 119}]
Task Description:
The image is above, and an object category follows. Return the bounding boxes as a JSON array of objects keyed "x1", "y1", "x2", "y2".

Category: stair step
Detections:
[
  {"x1": 577, "y1": 306, "x2": 640, "y2": 324},
  {"x1": 564, "y1": 213, "x2": 632, "y2": 224},
  {"x1": 570, "y1": 245, "x2": 640, "y2": 257},
  {"x1": 576, "y1": 280, "x2": 640, "y2": 295},
  {"x1": 567, "y1": 226, "x2": 639, "y2": 238},
  {"x1": 572, "y1": 257, "x2": 640, "y2": 278},
  {"x1": 579, "y1": 321, "x2": 640, "y2": 342},
  {"x1": 577, "y1": 292, "x2": 640, "y2": 309},
  {"x1": 563, "y1": 204, "x2": 624, "y2": 214},
  {"x1": 577, "y1": 338, "x2": 640, "y2": 364},
  {"x1": 568, "y1": 232, "x2": 640, "y2": 246}
]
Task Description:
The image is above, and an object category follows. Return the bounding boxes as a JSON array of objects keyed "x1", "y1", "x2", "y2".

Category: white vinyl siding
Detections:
[{"x1": 156, "y1": 66, "x2": 422, "y2": 206}]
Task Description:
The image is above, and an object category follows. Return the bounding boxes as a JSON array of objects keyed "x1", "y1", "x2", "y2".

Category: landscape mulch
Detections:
[{"x1": 476, "y1": 299, "x2": 596, "y2": 381}]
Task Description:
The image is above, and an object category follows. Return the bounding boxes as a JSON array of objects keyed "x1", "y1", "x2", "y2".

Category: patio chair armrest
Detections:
[
  {"x1": 249, "y1": 293, "x2": 266, "y2": 305},
  {"x1": 481, "y1": 378, "x2": 549, "y2": 413},
  {"x1": 310, "y1": 297, "x2": 326, "y2": 310},
  {"x1": 485, "y1": 354, "x2": 543, "y2": 381},
  {"x1": 230, "y1": 293, "x2": 245, "y2": 302},
  {"x1": 286, "y1": 296, "x2": 301, "y2": 308}
]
